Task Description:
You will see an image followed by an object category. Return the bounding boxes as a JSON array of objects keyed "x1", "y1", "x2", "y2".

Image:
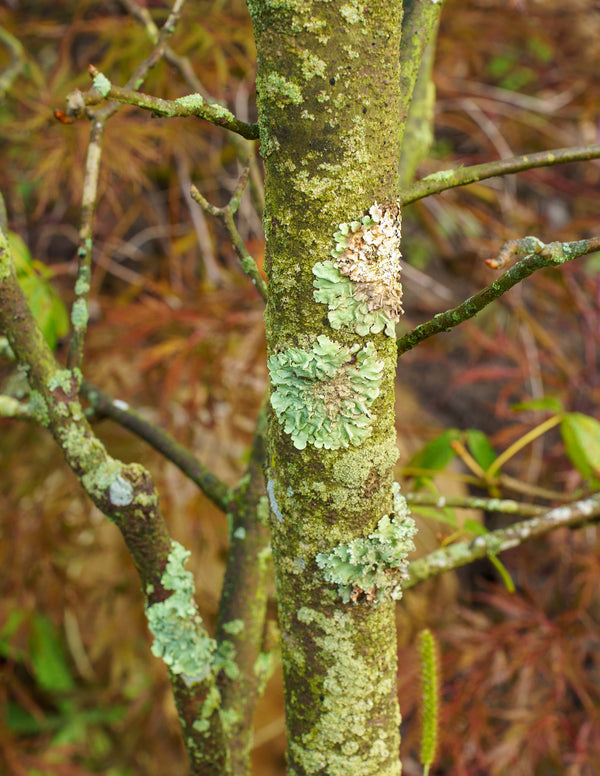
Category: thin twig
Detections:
[
  {"x1": 405, "y1": 492, "x2": 545, "y2": 517},
  {"x1": 85, "y1": 66, "x2": 259, "y2": 139},
  {"x1": 397, "y1": 234, "x2": 600, "y2": 357},
  {"x1": 405, "y1": 492, "x2": 600, "y2": 588},
  {"x1": 81, "y1": 381, "x2": 234, "y2": 514},
  {"x1": 400, "y1": 144, "x2": 600, "y2": 205},
  {"x1": 191, "y1": 167, "x2": 268, "y2": 301},
  {"x1": 66, "y1": 1, "x2": 189, "y2": 370}
]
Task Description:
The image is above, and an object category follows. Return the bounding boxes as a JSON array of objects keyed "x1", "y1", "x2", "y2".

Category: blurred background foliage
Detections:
[{"x1": 0, "y1": 0, "x2": 599, "y2": 774}]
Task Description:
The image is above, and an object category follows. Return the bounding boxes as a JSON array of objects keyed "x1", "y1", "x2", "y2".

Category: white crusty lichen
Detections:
[
  {"x1": 313, "y1": 202, "x2": 403, "y2": 338},
  {"x1": 268, "y1": 335, "x2": 383, "y2": 451},
  {"x1": 316, "y1": 483, "x2": 417, "y2": 603},
  {"x1": 146, "y1": 541, "x2": 216, "y2": 683}
]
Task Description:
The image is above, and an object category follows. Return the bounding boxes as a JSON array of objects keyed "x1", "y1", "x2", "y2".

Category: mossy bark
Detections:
[{"x1": 248, "y1": 2, "x2": 406, "y2": 773}]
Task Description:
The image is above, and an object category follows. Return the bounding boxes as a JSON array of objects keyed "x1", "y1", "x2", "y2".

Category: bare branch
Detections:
[
  {"x1": 400, "y1": 144, "x2": 600, "y2": 204},
  {"x1": 191, "y1": 166, "x2": 268, "y2": 301},
  {"x1": 81, "y1": 381, "x2": 234, "y2": 514},
  {"x1": 397, "y1": 234, "x2": 600, "y2": 357}
]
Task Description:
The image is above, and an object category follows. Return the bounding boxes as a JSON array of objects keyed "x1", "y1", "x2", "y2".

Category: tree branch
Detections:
[
  {"x1": 85, "y1": 66, "x2": 259, "y2": 140},
  {"x1": 0, "y1": 220, "x2": 231, "y2": 776},
  {"x1": 66, "y1": 0, "x2": 190, "y2": 370},
  {"x1": 400, "y1": 144, "x2": 600, "y2": 204},
  {"x1": 215, "y1": 403, "x2": 274, "y2": 773},
  {"x1": 405, "y1": 491, "x2": 546, "y2": 517},
  {"x1": 81, "y1": 380, "x2": 234, "y2": 514},
  {"x1": 405, "y1": 492, "x2": 600, "y2": 589},
  {"x1": 397, "y1": 234, "x2": 600, "y2": 356},
  {"x1": 190, "y1": 163, "x2": 268, "y2": 301}
]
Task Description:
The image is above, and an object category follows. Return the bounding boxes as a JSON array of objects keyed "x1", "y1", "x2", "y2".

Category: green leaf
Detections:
[
  {"x1": 7, "y1": 230, "x2": 69, "y2": 349},
  {"x1": 29, "y1": 615, "x2": 75, "y2": 693},
  {"x1": 466, "y1": 429, "x2": 496, "y2": 471},
  {"x1": 407, "y1": 429, "x2": 461, "y2": 488},
  {"x1": 511, "y1": 397, "x2": 563, "y2": 413},
  {"x1": 560, "y1": 413, "x2": 600, "y2": 483},
  {"x1": 411, "y1": 505, "x2": 457, "y2": 529}
]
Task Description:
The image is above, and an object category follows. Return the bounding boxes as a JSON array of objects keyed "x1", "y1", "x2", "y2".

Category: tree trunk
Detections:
[{"x1": 248, "y1": 2, "x2": 411, "y2": 773}]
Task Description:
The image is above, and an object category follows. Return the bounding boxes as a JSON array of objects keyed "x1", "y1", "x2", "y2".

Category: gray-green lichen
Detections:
[
  {"x1": 313, "y1": 203, "x2": 403, "y2": 337},
  {"x1": 70, "y1": 298, "x2": 88, "y2": 328},
  {"x1": 109, "y1": 474, "x2": 134, "y2": 506},
  {"x1": 174, "y1": 93, "x2": 205, "y2": 110},
  {"x1": 292, "y1": 607, "x2": 400, "y2": 775},
  {"x1": 257, "y1": 72, "x2": 303, "y2": 106},
  {"x1": 27, "y1": 390, "x2": 49, "y2": 426},
  {"x1": 313, "y1": 261, "x2": 395, "y2": 336},
  {"x1": 48, "y1": 368, "x2": 80, "y2": 393},
  {"x1": 316, "y1": 483, "x2": 416, "y2": 603},
  {"x1": 268, "y1": 335, "x2": 383, "y2": 450},
  {"x1": 92, "y1": 71, "x2": 111, "y2": 97},
  {"x1": 146, "y1": 540, "x2": 216, "y2": 683}
]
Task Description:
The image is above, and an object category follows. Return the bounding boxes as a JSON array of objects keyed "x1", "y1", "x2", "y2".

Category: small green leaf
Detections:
[
  {"x1": 512, "y1": 397, "x2": 563, "y2": 413},
  {"x1": 8, "y1": 230, "x2": 69, "y2": 349},
  {"x1": 466, "y1": 429, "x2": 496, "y2": 471},
  {"x1": 29, "y1": 615, "x2": 75, "y2": 693},
  {"x1": 411, "y1": 505, "x2": 457, "y2": 529},
  {"x1": 560, "y1": 413, "x2": 600, "y2": 483},
  {"x1": 407, "y1": 429, "x2": 461, "y2": 488}
]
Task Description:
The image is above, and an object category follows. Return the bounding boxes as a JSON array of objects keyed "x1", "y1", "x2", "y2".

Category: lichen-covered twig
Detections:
[
  {"x1": 405, "y1": 492, "x2": 546, "y2": 517},
  {"x1": 66, "y1": 0, "x2": 189, "y2": 371},
  {"x1": 397, "y1": 234, "x2": 600, "y2": 356},
  {"x1": 86, "y1": 66, "x2": 259, "y2": 140},
  {"x1": 405, "y1": 491, "x2": 600, "y2": 589},
  {"x1": 400, "y1": 144, "x2": 600, "y2": 205},
  {"x1": 0, "y1": 224, "x2": 231, "y2": 776},
  {"x1": 191, "y1": 165, "x2": 268, "y2": 300},
  {"x1": 0, "y1": 24, "x2": 25, "y2": 98},
  {"x1": 81, "y1": 381, "x2": 234, "y2": 513}
]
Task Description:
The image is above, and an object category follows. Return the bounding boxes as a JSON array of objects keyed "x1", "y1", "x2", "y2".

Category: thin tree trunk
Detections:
[{"x1": 248, "y1": 2, "x2": 408, "y2": 772}]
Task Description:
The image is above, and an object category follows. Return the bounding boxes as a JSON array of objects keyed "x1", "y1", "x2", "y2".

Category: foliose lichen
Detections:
[
  {"x1": 313, "y1": 202, "x2": 403, "y2": 337},
  {"x1": 316, "y1": 483, "x2": 417, "y2": 603},
  {"x1": 109, "y1": 474, "x2": 134, "y2": 506},
  {"x1": 92, "y1": 71, "x2": 111, "y2": 98},
  {"x1": 268, "y1": 335, "x2": 383, "y2": 450},
  {"x1": 146, "y1": 541, "x2": 216, "y2": 683}
]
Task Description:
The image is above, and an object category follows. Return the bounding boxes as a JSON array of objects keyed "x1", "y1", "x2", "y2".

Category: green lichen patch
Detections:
[
  {"x1": 324, "y1": 202, "x2": 403, "y2": 326},
  {"x1": 146, "y1": 541, "x2": 216, "y2": 683},
  {"x1": 92, "y1": 71, "x2": 111, "y2": 97},
  {"x1": 257, "y1": 72, "x2": 303, "y2": 106},
  {"x1": 313, "y1": 261, "x2": 395, "y2": 336},
  {"x1": 316, "y1": 483, "x2": 416, "y2": 603},
  {"x1": 293, "y1": 607, "x2": 400, "y2": 775},
  {"x1": 268, "y1": 336, "x2": 383, "y2": 450}
]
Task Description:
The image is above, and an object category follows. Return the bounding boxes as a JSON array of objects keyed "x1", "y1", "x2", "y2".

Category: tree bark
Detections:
[{"x1": 248, "y1": 2, "x2": 408, "y2": 773}]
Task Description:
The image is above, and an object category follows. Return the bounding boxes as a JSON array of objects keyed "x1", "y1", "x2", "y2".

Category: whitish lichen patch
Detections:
[
  {"x1": 268, "y1": 336, "x2": 383, "y2": 450},
  {"x1": 316, "y1": 483, "x2": 416, "y2": 603},
  {"x1": 333, "y1": 202, "x2": 403, "y2": 317},
  {"x1": 146, "y1": 541, "x2": 216, "y2": 683},
  {"x1": 313, "y1": 202, "x2": 403, "y2": 337}
]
